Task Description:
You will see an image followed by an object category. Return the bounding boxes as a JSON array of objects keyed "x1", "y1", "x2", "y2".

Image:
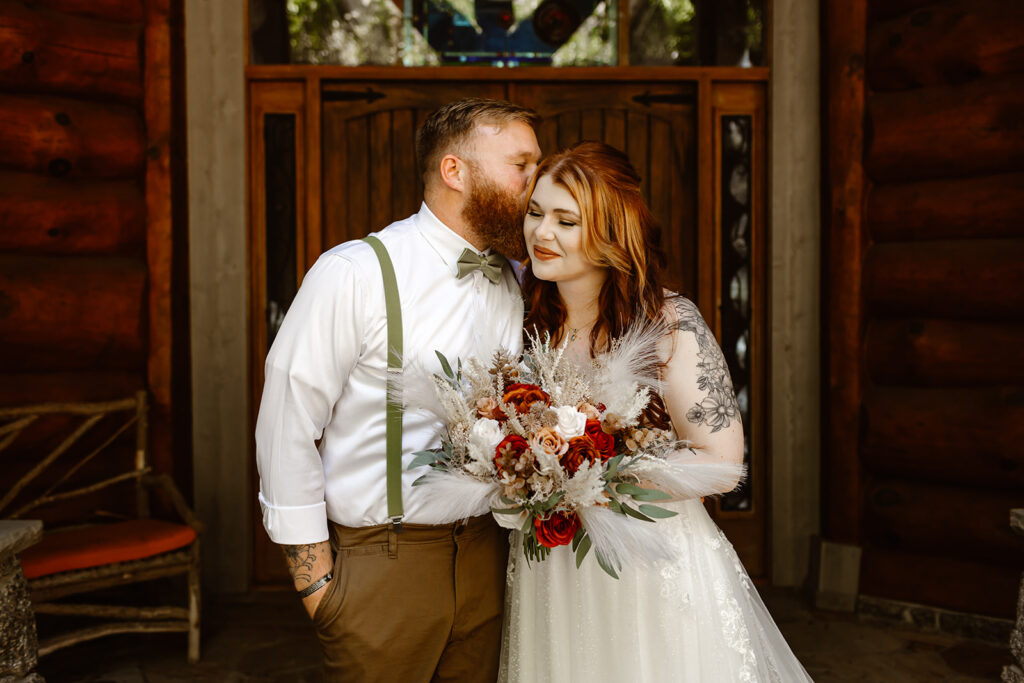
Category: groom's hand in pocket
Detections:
[{"x1": 281, "y1": 541, "x2": 335, "y2": 619}]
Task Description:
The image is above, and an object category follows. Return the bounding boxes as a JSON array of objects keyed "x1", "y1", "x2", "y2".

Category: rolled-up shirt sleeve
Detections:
[{"x1": 255, "y1": 253, "x2": 365, "y2": 544}]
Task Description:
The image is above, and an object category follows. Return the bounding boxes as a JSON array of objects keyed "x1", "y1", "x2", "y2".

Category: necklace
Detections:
[{"x1": 568, "y1": 318, "x2": 597, "y2": 342}]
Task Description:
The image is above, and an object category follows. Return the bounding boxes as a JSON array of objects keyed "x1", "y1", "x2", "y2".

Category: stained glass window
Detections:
[{"x1": 249, "y1": 0, "x2": 763, "y2": 66}]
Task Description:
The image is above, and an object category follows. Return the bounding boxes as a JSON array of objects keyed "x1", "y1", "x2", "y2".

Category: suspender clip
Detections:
[{"x1": 390, "y1": 516, "x2": 404, "y2": 534}]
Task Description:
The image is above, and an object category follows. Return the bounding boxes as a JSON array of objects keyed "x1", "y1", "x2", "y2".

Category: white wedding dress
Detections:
[{"x1": 499, "y1": 497, "x2": 814, "y2": 682}]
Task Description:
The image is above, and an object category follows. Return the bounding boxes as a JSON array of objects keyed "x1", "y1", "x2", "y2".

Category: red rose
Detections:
[
  {"x1": 494, "y1": 434, "x2": 531, "y2": 472},
  {"x1": 585, "y1": 419, "x2": 616, "y2": 461},
  {"x1": 502, "y1": 383, "x2": 551, "y2": 415},
  {"x1": 560, "y1": 435, "x2": 599, "y2": 476},
  {"x1": 534, "y1": 512, "x2": 580, "y2": 548}
]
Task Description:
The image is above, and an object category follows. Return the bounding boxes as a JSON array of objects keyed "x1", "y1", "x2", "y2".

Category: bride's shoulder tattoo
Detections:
[{"x1": 668, "y1": 297, "x2": 739, "y2": 433}]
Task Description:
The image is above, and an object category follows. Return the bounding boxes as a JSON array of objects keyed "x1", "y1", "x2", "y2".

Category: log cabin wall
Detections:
[
  {"x1": 0, "y1": 1, "x2": 190, "y2": 520},
  {"x1": 825, "y1": 0, "x2": 1024, "y2": 617}
]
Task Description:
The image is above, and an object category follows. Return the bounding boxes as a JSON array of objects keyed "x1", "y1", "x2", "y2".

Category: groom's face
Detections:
[{"x1": 460, "y1": 121, "x2": 541, "y2": 259}]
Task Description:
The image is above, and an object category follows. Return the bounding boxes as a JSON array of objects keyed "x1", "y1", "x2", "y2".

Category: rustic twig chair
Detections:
[{"x1": 0, "y1": 391, "x2": 202, "y2": 662}]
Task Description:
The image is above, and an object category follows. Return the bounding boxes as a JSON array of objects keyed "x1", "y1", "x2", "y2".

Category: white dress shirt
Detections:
[{"x1": 256, "y1": 203, "x2": 524, "y2": 544}]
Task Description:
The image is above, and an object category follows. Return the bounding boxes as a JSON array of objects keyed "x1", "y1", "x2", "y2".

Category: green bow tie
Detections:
[{"x1": 456, "y1": 248, "x2": 505, "y2": 284}]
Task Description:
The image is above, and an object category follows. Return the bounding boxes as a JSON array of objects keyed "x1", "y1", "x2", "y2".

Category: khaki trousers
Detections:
[{"x1": 312, "y1": 515, "x2": 509, "y2": 682}]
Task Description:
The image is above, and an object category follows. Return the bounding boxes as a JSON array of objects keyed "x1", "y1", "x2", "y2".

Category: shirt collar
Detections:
[{"x1": 416, "y1": 202, "x2": 494, "y2": 277}]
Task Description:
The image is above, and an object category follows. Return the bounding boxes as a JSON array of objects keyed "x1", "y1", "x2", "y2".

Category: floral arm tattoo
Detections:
[{"x1": 668, "y1": 297, "x2": 740, "y2": 433}]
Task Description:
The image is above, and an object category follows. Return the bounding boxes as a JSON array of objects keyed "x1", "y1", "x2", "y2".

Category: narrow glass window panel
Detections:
[
  {"x1": 264, "y1": 114, "x2": 298, "y2": 348},
  {"x1": 718, "y1": 114, "x2": 753, "y2": 512}
]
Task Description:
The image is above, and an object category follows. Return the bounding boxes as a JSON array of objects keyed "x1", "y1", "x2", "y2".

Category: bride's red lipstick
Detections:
[{"x1": 532, "y1": 246, "x2": 560, "y2": 261}]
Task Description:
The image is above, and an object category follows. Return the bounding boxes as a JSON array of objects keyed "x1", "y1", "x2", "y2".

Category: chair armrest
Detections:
[{"x1": 141, "y1": 474, "x2": 205, "y2": 534}]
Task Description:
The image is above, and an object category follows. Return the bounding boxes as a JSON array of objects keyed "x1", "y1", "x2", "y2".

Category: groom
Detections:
[{"x1": 255, "y1": 99, "x2": 541, "y2": 681}]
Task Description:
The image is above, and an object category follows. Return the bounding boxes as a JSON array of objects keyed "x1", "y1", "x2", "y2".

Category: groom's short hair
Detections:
[{"x1": 416, "y1": 98, "x2": 539, "y2": 182}]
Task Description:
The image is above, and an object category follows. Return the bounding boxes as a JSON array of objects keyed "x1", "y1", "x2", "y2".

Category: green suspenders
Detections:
[{"x1": 360, "y1": 235, "x2": 404, "y2": 531}]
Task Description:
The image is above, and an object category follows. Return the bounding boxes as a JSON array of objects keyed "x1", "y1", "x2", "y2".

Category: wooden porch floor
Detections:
[{"x1": 34, "y1": 588, "x2": 1009, "y2": 682}]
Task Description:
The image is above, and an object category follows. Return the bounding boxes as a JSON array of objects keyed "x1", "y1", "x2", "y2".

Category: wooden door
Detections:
[
  {"x1": 249, "y1": 74, "x2": 767, "y2": 585},
  {"x1": 321, "y1": 82, "x2": 506, "y2": 250}
]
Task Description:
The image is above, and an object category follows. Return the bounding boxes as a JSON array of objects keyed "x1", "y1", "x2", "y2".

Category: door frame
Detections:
[{"x1": 245, "y1": 66, "x2": 771, "y2": 584}]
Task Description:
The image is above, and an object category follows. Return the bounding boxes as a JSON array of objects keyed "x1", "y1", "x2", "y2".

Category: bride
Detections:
[{"x1": 500, "y1": 141, "x2": 813, "y2": 682}]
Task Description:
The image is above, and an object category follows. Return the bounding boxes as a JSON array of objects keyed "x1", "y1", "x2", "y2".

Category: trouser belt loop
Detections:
[{"x1": 387, "y1": 523, "x2": 399, "y2": 560}]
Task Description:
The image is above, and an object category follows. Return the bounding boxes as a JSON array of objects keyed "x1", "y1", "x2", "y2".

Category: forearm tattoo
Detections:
[
  {"x1": 282, "y1": 544, "x2": 317, "y2": 585},
  {"x1": 669, "y1": 297, "x2": 740, "y2": 433}
]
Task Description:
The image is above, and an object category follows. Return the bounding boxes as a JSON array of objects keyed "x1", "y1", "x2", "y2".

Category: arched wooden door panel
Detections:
[{"x1": 320, "y1": 82, "x2": 507, "y2": 250}]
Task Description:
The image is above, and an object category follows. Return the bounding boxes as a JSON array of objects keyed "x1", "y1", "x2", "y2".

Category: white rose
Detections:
[
  {"x1": 552, "y1": 406, "x2": 587, "y2": 440},
  {"x1": 468, "y1": 418, "x2": 504, "y2": 470}
]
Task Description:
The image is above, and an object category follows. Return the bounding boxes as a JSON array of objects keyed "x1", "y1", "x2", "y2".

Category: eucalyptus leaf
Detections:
[
  {"x1": 491, "y1": 505, "x2": 525, "y2": 515},
  {"x1": 638, "y1": 504, "x2": 679, "y2": 519},
  {"x1": 408, "y1": 450, "x2": 440, "y2": 469},
  {"x1": 616, "y1": 482, "x2": 672, "y2": 502},
  {"x1": 607, "y1": 498, "x2": 624, "y2": 515},
  {"x1": 521, "y1": 514, "x2": 535, "y2": 535},
  {"x1": 575, "y1": 534, "x2": 592, "y2": 569},
  {"x1": 537, "y1": 491, "x2": 565, "y2": 512},
  {"x1": 571, "y1": 526, "x2": 585, "y2": 552},
  {"x1": 435, "y1": 350, "x2": 455, "y2": 380},
  {"x1": 595, "y1": 551, "x2": 619, "y2": 579},
  {"x1": 604, "y1": 453, "x2": 624, "y2": 479},
  {"x1": 621, "y1": 503, "x2": 656, "y2": 523}
]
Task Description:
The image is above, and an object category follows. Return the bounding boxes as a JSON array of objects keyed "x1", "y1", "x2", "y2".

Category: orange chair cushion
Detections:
[{"x1": 20, "y1": 519, "x2": 197, "y2": 580}]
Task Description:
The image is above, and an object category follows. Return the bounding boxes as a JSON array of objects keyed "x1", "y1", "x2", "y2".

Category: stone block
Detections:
[{"x1": 810, "y1": 537, "x2": 862, "y2": 612}]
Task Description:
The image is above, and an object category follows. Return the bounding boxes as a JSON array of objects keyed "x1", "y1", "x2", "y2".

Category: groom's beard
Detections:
[{"x1": 462, "y1": 172, "x2": 527, "y2": 261}]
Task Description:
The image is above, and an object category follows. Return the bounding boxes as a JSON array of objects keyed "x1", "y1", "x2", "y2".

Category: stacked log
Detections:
[
  {"x1": 0, "y1": 2, "x2": 179, "y2": 521},
  {"x1": 848, "y1": 0, "x2": 1024, "y2": 617}
]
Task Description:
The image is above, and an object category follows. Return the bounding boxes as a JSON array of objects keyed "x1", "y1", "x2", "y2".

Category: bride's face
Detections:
[{"x1": 524, "y1": 174, "x2": 603, "y2": 285}]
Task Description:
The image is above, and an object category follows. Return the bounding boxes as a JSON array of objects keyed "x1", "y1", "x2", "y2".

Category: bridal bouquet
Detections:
[{"x1": 406, "y1": 323, "x2": 743, "y2": 577}]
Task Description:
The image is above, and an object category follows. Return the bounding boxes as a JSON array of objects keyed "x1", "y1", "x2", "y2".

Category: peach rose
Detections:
[
  {"x1": 476, "y1": 396, "x2": 505, "y2": 421},
  {"x1": 577, "y1": 402, "x2": 602, "y2": 420},
  {"x1": 529, "y1": 426, "x2": 569, "y2": 458}
]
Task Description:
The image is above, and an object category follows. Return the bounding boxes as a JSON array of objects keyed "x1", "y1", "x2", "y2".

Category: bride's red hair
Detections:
[{"x1": 522, "y1": 141, "x2": 669, "y2": 352}]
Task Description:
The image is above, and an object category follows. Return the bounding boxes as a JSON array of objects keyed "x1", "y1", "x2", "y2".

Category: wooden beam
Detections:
[
  {"x1": 144, "y1": 0, "x2": 175, "y2": 482},
  {"x1": 868, "y1": 172, "x2": 1024, "y2": 242},
  {"x1": 0, "y1": 255, "x2": 147, "y2": 372},
  {"x1": 0, "y1": 95, "x2": 144, "y2": 179},
  {"x1": 0, "y1": 172, "x2": 144, "y2": 254},
  {"x1": 28, "y1": 0, "x2": 144, "y2": 24},
  {"x1": 867, "y1": 0, "x2": 939, "y2": 24},
  {"x1": 868, "y1": 0, "x2": 1024, "y2": 91},
  {"x1": 824, "y1": 0, "x2": 868, "y2": 544},
  {"x1": 248, "y1": 65, "x2": 771, "y2": 82},
  {"x1": 864, "y1": 239, "x2": 1024, "y2": 319},
  {"x1": 0, "y1": 1, "x2": 143, "y2": 101},
  {"x1": 861, "y1": 546, "x2": 1019, "y2": 617},
  {"x1": 0, "y1": 372, "x2": 144, "y2": 406},
  {"x1": 866, "y1": 318, "x2": 1024, "y2": 386},
  {"x1": 864, "y1": 478, "x2": 1024, "y2": 563},
  {"x1": 863, "y1": 385, "x2": 1024, "y2": 490},
  {"x1": 867, "y1": 74, "x2": 1024, "y2": 183}
]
